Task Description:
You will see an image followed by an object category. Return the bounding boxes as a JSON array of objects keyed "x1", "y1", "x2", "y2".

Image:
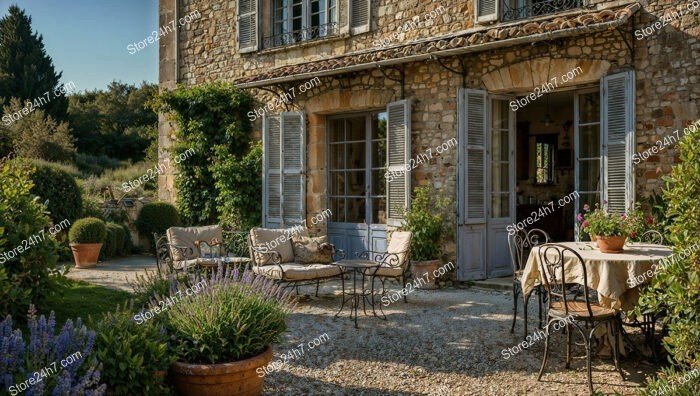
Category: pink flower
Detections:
[
  {"x1": 603, "y1": 200, "x2": 608, "y2": 204},
  {"x1": 630, "y1": 232, "x2": 636, "y2": 238},
  {"x1": 582, "y1": 221, "x2": 589, "y2": 228},
  {"x1": 621, "y1": 214, "x2": 627, "y2": 220},
  {"x1": 577, "y1": 213, "x2": 584, "y2": 222},
  {"x1": 646, "y1": 217, "x2": 653, "y2": 224},
  {"x1": 583, "y1": 204, "x2": 590, "y2": 212}
]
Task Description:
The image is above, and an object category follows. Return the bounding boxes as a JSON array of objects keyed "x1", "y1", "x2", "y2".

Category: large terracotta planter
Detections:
[
  {"x1": 170, "y1": 345, "x2": 273, "y2": 396},
  {"x1": 596, "y1": 235, "x2": 626, "y2": 253},
  {"x1": 411, "y1": 259, "x2": 441, "y2": 289},
  {"x1": 70, "y1": 243, "x2": 103, "y2": 268}
]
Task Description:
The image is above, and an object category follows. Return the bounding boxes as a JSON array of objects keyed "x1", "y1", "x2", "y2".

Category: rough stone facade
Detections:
[{"x1": 159, "y1": 0, "x2": 700, "y2": 279}]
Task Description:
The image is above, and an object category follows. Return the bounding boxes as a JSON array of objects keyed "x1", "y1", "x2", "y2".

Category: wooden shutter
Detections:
[
  {"x1": 263, "y1": 114, "x2": 282, "y2": 227},
  {"x1": 238, "y1": 0, "x2": 258, "y2": 52},
  {"x1": 476, "y1": 0, "x2": 499, "y2": 23},
  {"x1": 459, "y1": 89, "x2": 487, "y2": 224},
  {"x1": 386, "y1": 100, "x2": 411, "y2": 227},
  {"x1": 281, "y1": 112, "x2": 306, "y2": 226},
  {"x1": 350, "y1": 0, "x2": 371, "y2": 34},
  {"x1": 602, "y1": 70, "x2": 635, "y2": 214}
]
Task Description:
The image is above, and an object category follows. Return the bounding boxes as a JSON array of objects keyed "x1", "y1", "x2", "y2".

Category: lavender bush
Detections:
[
  {"x1": 165, "y1": 265, "x2": 295, "y2": 364},
  {"x1": 0, "y1": 306, "x2": 106, "y2": 395}
]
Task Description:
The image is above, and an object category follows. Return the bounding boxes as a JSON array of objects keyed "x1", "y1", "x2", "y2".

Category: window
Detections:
[
  {"x1": 328, "y1": 112, "x2": 387, "y2": 224},
  {"x1": 267, "y1": 0, "x2": 338, "y2": 47},
  {"x1": 477, "y1": 0, "x2": 583, "y2": 23},
  {"x1": 535, "y1": 135, "x2": 556, "y2": 184}
]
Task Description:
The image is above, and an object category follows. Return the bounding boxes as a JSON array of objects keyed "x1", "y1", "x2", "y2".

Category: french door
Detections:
[
  {"x1": 327, "y1": 112, "x2": 388, "y2": 254},
  {"x1": 457, "y1": 90, "x2": 515, "y2": 280}
]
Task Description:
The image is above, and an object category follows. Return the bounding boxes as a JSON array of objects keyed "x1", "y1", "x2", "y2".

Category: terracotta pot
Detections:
[
  {"x1": 596, "y1": 235, "x2": 626, "y2": 253},
  {"x1": 410, "y1": 259, "x2": 442, "y2": 290},
  {"x1": 70, "y1": 243, "x2": 103, "y2": 268},
  {"x1": 170, "y1": 345, "x2": 273, "y2": 396}
]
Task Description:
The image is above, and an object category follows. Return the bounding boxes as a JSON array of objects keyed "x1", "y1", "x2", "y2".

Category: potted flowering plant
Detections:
[
  {"x1": 579, "y1": 202, "x2": 632, "y2": 253},
  {"x1": 165, "y1": 266, "x2": 294, "y2": 396}
]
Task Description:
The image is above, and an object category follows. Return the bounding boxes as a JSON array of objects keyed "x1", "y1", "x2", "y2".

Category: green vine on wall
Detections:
[{"x1": 151, "y1": 82, "x2": 261, "y2": 229}]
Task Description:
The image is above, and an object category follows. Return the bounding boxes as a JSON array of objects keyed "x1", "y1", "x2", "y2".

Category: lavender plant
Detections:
[
  {"x1": 0, "y1": 306, "x2": 106, "y2": 395},
  {"x1": 165, "y1": 266, "x2": 295, "y2": 364}
]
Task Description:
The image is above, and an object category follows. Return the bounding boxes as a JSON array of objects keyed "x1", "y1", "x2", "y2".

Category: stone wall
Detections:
[{"x1": 159, "y1": 0, "x2": 700, "y2": 277}]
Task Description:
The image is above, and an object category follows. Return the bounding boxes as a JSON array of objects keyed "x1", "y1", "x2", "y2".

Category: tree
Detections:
[
  {"x1": 0, "y1": 5, "x2": 68, "y2": 121},
  {"x1": 67, "y1": 81, "x2": 157, "y2": 161}
]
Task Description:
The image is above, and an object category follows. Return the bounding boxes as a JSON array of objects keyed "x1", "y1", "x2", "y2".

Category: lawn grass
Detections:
[{"x1": 42, "y1": 279, "x2": 133, "y2": 326}]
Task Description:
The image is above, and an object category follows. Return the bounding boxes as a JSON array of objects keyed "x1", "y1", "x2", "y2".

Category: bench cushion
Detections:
[
  {"x1": 167, "y1": 225, "x2": 223, "y2": 261},
  {"x1": 252, "y1": 263, "x2": 342, "y2": 281}
]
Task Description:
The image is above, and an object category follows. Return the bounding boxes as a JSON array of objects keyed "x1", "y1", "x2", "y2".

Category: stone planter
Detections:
[
  {"x1": 596, "y1": 235, "x2": 626, "y2": 253},
  {"x1": 410, "y1": 259, "x2": 441, "y2": 289},
  {"x1": 170, "y1": 345, "x2": 273, "y2": 396},
  {"x1": 70, "y1": 243, "x2": 102, "y2": 268}
]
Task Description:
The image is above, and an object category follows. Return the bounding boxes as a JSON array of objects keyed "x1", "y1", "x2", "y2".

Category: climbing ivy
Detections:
[{"x1": 151, "y1": 82, "x2": 260, "y2": 228}]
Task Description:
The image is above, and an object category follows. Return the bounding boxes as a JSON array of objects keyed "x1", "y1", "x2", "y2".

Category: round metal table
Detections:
[{"x1": 334, "y1": 259, "x2": 383, "y2": 328}]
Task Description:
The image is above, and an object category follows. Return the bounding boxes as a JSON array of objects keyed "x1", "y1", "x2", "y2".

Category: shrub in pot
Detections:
[
  {"x1": 165, "y1": 266, "x2": 294, "y2": 396},
  {"x1": 579, "y1": 202, "x2": 635, "y2": 253},
  {"x1": 401, "y1": 186, "x2": 450, "y2": 289},
  {"x1": 69, "y1": 217, "x2": 107, "y2": 268}
]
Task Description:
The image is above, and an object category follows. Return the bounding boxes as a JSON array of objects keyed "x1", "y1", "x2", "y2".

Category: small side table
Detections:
[{"x1": 334, "y1": 259, "x2": 383, "y2": 328}]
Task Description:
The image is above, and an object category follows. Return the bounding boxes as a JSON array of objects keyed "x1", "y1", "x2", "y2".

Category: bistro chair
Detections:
[
  {"x1": 639, "y1": 230, "x2": 664, "y2": 245},
  {"x1": 508, "y1": 228, "x2": 550, "y2": 339},
  {"x1": 621, "y1": 229, "x2": 666, "y2": 361},
  {"x1": 536, "y1": 244, "x2": 625, "y2": 394},
  {"x1": 358, "y1": 231, "x2": 413, "y2": 303}
]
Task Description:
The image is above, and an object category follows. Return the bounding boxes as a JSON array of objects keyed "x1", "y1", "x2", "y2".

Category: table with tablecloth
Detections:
[{"x1": 521, "y1": 241, "x2": 673, "y2": 356}]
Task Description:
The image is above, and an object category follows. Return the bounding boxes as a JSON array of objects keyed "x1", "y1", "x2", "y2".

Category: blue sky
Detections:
[{"x1": 0, "y1": 0, "x2": 159, "y2": 92}]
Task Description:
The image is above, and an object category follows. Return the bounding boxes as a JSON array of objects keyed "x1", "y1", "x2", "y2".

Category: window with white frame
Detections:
[{"x1": 268, "y1": 0, "x2": 338, "y2": 47}]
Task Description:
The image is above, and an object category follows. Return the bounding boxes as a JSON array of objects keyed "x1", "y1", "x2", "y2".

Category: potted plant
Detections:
[
  {"x1": 166, "y1": 267, "x2": 294, "y2": 396},
  {"x1": 69, "y1": 217, "x2": 107, "y2": 268},
  {"x1": 580, "y1": 202, "x2": 633, "y2": 253},
  {"x1": 401, "y1": 186, "x2": 450, "y2": 289}
]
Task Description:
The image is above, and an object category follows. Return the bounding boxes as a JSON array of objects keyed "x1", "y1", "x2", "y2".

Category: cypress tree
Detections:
[{"x1": 0, "y1": 5, "x2": 68, "y2": 121}]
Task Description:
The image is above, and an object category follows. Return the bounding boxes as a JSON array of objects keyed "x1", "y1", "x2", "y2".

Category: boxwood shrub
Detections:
[
  {"x1": 69, "y1": 218, "x2": 107, "y2": 244},
  {"x1": 136, "y1": 202, "x2": 180, "y2": 246}
]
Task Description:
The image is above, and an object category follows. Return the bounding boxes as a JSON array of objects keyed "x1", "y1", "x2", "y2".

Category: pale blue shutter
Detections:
[
  {"x1": 602, "y1": 70, "x2": 635, "y2": 214},
  {"x1": 263, "y1": 115, "x2": 282, "y2": 227},
  {"x1": 386, "y1": 100, "x2": 411, "y2": 226},
  {"x1": 238, "y1": 0, "x2": 258, "y2": 52},
  {"x1": 281, "y1": 112, "x2": 306, "y2": 226}
]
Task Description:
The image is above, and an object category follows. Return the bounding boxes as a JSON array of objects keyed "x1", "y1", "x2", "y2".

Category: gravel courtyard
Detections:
[
  {"x1": 264, "y1": 281, "x2": 656, "y2": 395},
  {"x1": 66, "y1": 258, "x2": 657, "y2": 395}
]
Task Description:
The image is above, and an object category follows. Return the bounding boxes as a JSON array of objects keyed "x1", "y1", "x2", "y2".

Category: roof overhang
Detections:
[{"x1": 236, "y1": 2, "x2": 640, "y2": 89}]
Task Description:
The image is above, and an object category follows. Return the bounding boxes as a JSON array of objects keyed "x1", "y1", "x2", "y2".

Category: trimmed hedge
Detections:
[
  {"x1": 28, "y1": 161, "x2": 83, "y2": 224},
  {"x1": 136, "y1": 202, "x2": 181, "y2": 246}
]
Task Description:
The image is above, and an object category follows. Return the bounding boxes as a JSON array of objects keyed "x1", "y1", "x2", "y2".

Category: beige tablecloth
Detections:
[{"x1": 521, "y1": 242, "x2": 673, "y2": 311}]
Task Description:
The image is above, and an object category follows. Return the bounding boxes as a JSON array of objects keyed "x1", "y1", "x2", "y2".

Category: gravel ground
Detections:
[
  {"x1": 64, "y1": 255, "x2": 156, "y2": 291},
  {"x1": 65, "y1": 257, "x2": 657, "y2": 395},
  {"x1": 263, "y1": 280, "x2": 657, "y2": 395}
]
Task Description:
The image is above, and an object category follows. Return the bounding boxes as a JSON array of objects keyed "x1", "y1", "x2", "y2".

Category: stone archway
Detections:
[
  {"x1": 304, "y1": 88, "x2": 396, "y2": 230},
  {"x1": 482, "y1": 58, "x2": 612, "y2": 93}
]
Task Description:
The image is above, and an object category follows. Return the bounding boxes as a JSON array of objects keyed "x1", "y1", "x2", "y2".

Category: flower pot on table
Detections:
[{"x1": 596, "y1": 235, "x2": 626, "y2": 253}]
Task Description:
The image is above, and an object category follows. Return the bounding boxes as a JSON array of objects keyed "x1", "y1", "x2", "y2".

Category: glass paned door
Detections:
[
  {"x1": 486, "y1": 98, "x2": 515, "y2": 278},
  {"x1": 575, "y1": 89, "x2": 601, "y2": 237},
  {"x1": 328, "y1": 112, "x2": 387, "y2": 254}
]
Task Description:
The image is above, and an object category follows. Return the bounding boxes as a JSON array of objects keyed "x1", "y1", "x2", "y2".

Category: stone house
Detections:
[{"x1": 158, "y1": 0, "x2": 700, "y2": 280}]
